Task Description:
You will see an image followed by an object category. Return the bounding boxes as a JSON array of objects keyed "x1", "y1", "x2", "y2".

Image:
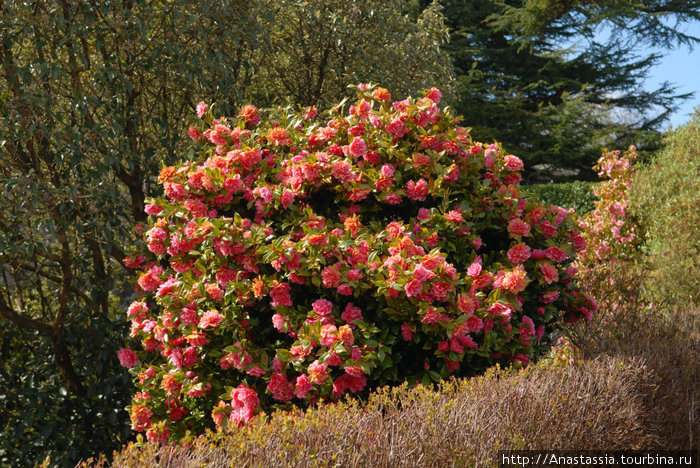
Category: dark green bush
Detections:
[
  {"x1": 629, "y1": 110, "x2": 700, "y2": 306},
  {"x1": 524, "y1": 181, "x2": 597, "y2": 215}
]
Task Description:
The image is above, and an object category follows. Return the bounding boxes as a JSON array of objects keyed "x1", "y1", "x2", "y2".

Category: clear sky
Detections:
[{"x1": 643, "y1": 22, "x2": 700, "y2": 129}]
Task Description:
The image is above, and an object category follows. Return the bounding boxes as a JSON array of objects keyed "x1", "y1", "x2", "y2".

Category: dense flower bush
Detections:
[{"x1": 122, "y1": 84, "x2": 593, "y2": 442}]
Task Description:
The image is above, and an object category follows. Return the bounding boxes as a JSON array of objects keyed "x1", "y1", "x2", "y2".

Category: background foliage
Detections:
[{"x1": 0, "y1": 1, "x2": 452, "y2": 465}]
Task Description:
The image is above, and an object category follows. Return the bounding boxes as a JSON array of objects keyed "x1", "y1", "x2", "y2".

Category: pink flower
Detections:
[
  {"x1": 320, "y1": 324, "x2": 339, "y2": 347},
  {"x1": 406, "y1": 179, "x2": 429, "y2": 201},
  {"x1": 267, "y1": 373, "x2": 295, "y2": 402},
  {"x1": 295, "y1": 375, "x2": 312, "y2": 399},
  {"x1": 312, "y1": 299, "x2": 334, "y2": 316},
  {"x1": 182, "y1": 347, "x2": 198, "y2": 367},
  {"x1": 272, "y1": 313, "x2": 287, "y2": 333},
  {"x1": 303, "y1": 106, "x2": 318, "y2": 120},
  {"x1": 341, "y1": 303, "x2": 363, "y2": 326},
  {"x1": 501, "y1": 266, "x2": 529, "y2": 294},
  {"x1": 466, "y1": 315, "x2": 483, "y2": 333},
  {"x1": 266, "y1": 127, "x2": 291, "y2": 146},
  {"x1": 326, "y1": 353, "x2": 342, "y2": 366},
  {"x1": 457, "y1": 294, "x2": 477, "y2": 314},
  {"x1": 404, "y1": 279, "x2": 423, "y2": 298},
  {"x1": 307, "y1": 360, "x2": 328, "y2": 384},
  {"x1": 199, "y1": 310, "x2": 223, "y2": 329},
  {"x1": 344, "y1": 366, "x2": 365, "y2": 378},
  {"x1": 507, "y1": 243, "x2": 531, "y2": 264},
  {"x1": 540, "y1": 220, "x2": 557, "y2": 238},
  {"x1": 145, "y1": 204, "x2": 163, "y2": 215},
  {"x1": 322, "y1": 266, "x2": 341, "y2": 288},
  {"x1": 231, "y1": 385, "x2": 259, "y2": 416},
  {"x1": 280, "y1": 190, "x2": 295, "y2": 208},
  {"x1": 444, "y1": 209, "x2": 464, "y2": 223},
  {"x1": 238, "y1": 105, "x2": 261, "y2": 127},
  {"x1": 196, "y1": 101, "x2": 208, "y2": 117},
  {"x1": 503, "y1": 155, "x2": 523, "y2": 172},
  {"x1": 386, "y1": 118, "x2": 407, "y2": 138},
  {"x1": 130, "y1": 404, "x2": 152, "y2": 431},
  {"x1": 421, "y1": 307, "x2": 449, "y2": 324},
  {"x1": 205, "y1": 283, "x2": 225, "y2": 301},
  {"x1": 413, "y1": 264, "x2": 435, "y2": 282},
  {"x1": 270, "y1": 282, "x2": 292, "y2": 307},
  {"x1": 520, "y1": 316, "x2": 535, "y2": 340},
  {"x1": 186, "y1": 332, "x2": 209, "y2": 347},
  {"x1": 373, "y1": 87, "x2": 391, "y2": 101},
  {"x1": 540, "y1": 290, "x2": 560, "y2": 304},
  {"x1": 512, "y1": 354, "x2": 531, "y2": 365},
  {"x1": 349, "y1": 137, "x2": 367, "y2": 157},
  {"x1": 426, "y1": 87, "x2": 442, "y2": 104},
  {"x1": 127, "y1": 301, "x2": 149, "y2": 320},
  {"x1": 467, "y1": 257, "x2": 483, "y2": 277},
  {"x1": 180, "y1": 307, "x2": 198, "y2": 326},
  {"x1": 188, "y1": 126, "x2": 201, "y2": 141},
  {"x1": 331, "y1": 161, "x2": 354, "y2": 183},
  {"x1": 539, "y1": 262, "x2": 558, "y2": 284},
  {"x1": 417, "y1": 207, "x2": 431, "y2": 220},
  {"x1": 385, "y1": 193, "x2": 403, "y2": 204},
  {"x1": 544, "y1": 246, "x2": 567, "y2": 262},
  {"x1": 413, "y1": 153, "x2": 431, "y2": 166},
  {"x1": 138, "y1": 271, "x2": 163, "y2": 292},
  {"x1": 118, "y1": 348, "x2": 139, "y2": 368},
  {"x1": 401, "y1": 322, "x2": 413, "y2": 341},
  {"x1": 487, "y1": 302, "x2": 512, "y2": 319},
  {"x1": 507, "y1": 219, "x2": 531, "y2": 237}
]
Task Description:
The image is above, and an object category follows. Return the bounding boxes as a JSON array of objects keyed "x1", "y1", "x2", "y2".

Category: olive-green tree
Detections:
[
  {"x1": 249, "y1": 0, "x2": 454, "y2": 108},
  {"x1": 0, "y1": 1, "x2": 454, "y2": 465},
  {"x1": 0, "y1": 1, "x2": 266, "y2": 465}
]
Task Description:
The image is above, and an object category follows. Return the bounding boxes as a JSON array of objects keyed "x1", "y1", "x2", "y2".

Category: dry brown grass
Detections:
[
  {"x1": 85, "y1": 355, "x2": 662, "y2": 468},
  {"x1": 572, "y1": 304, "x2": 699, "y2": 451}
]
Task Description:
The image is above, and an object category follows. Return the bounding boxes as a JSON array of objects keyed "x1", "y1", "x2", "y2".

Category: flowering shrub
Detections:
[
  {"x1": 568, "y1": 147, "x2": 647, "y2": 352},
  {"x1": 122, "y1": 84, "x2": 592, "y2": 442},
  {"x1": 577, "y1": 147, "x2": 640, "y2": 266}
]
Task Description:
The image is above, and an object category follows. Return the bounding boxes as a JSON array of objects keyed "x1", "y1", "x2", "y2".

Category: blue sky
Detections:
[
  {"x1": 646, "y1": 23, "x2": 700, "y2": 128},
  {"x1": 578, "y1": 21, "x2": 700, "y2": 129}
]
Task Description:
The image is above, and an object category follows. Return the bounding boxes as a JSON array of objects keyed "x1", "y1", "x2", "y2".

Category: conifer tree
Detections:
[{"x1": 430, "y1": 0, "x2": 699, "y2": 181}]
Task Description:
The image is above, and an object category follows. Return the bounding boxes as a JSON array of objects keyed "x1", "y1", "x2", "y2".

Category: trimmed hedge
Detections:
[
  {"x1": 524, "y1": 181, "x2": 597, "y2": 215},
  {"x1": 629, "y1": 110, "x2": 700, "y2": 306}
]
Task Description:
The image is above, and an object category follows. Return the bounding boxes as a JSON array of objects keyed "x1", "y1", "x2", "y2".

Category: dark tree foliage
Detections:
[
  {"x1": 426, "y1": 0, "x2": 699, "y2": 181},
  {"x1": 0, "y1": 1, "x2": 453, "y2": 465}
]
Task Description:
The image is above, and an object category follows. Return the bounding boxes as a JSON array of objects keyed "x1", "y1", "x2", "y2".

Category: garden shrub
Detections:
[
  {"x1": 629, "y1": 110, "x2": 700, "y2": 306},
  {"x1": 524, "y1": 180, "x2": 597, "y2": 215},
  {"x1": 122, "y1": 84, "x2": 593, "y2": 442},
  {"x1": 568, "y1": 146, "x2": 647, "y2": 354}
]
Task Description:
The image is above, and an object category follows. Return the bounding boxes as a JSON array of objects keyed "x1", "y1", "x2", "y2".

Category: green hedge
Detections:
[
  {"x1": 524, "y1": 181, "x2": 597, "y2": 215},
  {"x1": 629, "y1": 110, "x2": 700, "y2": 306}
]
